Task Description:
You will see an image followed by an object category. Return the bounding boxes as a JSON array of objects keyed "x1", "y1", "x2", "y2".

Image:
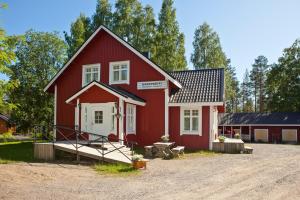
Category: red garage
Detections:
[{"x1": 218, "y1": 112, "x2": 300, "y2": 144}]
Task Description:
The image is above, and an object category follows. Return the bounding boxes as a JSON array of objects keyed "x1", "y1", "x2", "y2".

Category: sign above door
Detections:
[{"x1": 137, "y1": 81, "x2": 167, "y2": 90}]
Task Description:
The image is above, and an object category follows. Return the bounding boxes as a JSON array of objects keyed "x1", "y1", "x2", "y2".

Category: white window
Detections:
[
  {"x1": 109, "y1": 61, "x2": 130, "y2": 85},
  {"x1": 126, "y1": 104, "x2": 136, "y2": 134},
  {"x1": 111, "y1": 106, "x2": 116, "y2": 132},
  {"x1": 82, "y1": 64, "x2": 101, "y2": 86},
  {"x1": 180, "y1": 107, "x2": 202, "y2": 135},
  {"x1": 94, "y1": 111, "x2": 103, "y2": 124}
]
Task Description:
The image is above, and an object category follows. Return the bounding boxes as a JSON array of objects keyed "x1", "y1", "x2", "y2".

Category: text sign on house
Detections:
[{"x1": 137, "y1": 81, "x2": 167, "y2": 90}]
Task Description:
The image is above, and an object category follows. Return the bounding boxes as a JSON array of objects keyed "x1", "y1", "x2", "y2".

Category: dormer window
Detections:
[
  {"x1": 82, "y1": 64, "x2": 101, "y2": 86},
  {"x1": 109, "y1": 61, "x2": 130, "y2": 85}
]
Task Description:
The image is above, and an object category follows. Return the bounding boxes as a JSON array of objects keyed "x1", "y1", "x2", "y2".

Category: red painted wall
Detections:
[
  {"x1": 52, "y1": 30, "x2": 166, "y2": 146},
  {"x1": 169, "y1": 106, "x2": 210, "y2": 150},
  {"x1": 218, "y1": 125, "x2": 300, "y2": 143}
]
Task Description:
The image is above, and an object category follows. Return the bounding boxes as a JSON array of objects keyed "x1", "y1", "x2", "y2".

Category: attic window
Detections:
[
  {"x1": 82, "y1": 64, "x2": 101, "y2": 86},
  {"x1": 109, "y1": 61, "x2": 130, "y2": 85}
]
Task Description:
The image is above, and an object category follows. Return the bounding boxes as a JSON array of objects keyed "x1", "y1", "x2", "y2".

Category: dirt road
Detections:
[{"x1": 0, "y1": 143, "x2": 300, "y2": 200}]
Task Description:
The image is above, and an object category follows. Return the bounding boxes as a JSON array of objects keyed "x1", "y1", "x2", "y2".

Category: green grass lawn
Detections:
[
  {"x1": 93, "y1": 163, "x2": 139, "y2": 176},
  {"x1": 182, "y1": 149, "x2": 221, "y2": 158},
  {"x1": 0, "y1": 141, "x2": 34, "y2": 164}
]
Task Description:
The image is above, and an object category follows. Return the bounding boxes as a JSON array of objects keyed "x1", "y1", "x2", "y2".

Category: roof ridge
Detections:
[{"x1": 171, "y1": 68, "x2": 225, "y2": 73}]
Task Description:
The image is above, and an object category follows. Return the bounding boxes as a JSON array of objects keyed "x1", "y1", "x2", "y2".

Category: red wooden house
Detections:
[{"x1": 44, "y1": 26, "x2": 225, "y2": 150}]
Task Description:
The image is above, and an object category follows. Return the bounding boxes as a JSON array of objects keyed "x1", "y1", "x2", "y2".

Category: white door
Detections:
[{"x1": 81, "y1": 103, "x2": 115, "y2": 141}]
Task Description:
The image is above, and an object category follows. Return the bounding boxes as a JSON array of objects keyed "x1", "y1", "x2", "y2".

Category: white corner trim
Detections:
[
  {"x1": 65, "y1": 82, "x2": 146, "y2": 106},
  {"x1": 169, "y1": 102, "x2": 223, "y2": 107},
  {"x1": 180, "y1": 106, "x2": 202, "y2": 136},
  {"x1": 109, "y1": 60, "x2": 130, "y2": 85},
  {"x1": 54, "y1": 84, "x2": 57, "y2": 141},
  {"x1": 44, "y1": 25, "x2": 182, "y2": 92},
  {"x1": 119, "y1": 99, "x2": 124, "y2": 144},
  {"x1": 82, "y1": 63, "x2": 101, "y2": 87},
  {"x1": 164, "y1": 80, "x2": 169, "y2": 136}
]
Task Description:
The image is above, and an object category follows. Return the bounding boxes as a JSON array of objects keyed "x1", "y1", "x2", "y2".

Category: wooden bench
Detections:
[
  {"x1": 171, "y1": 146, "x2": 185, "y2": 157},
  {"x1": 243, "y1": 146, "x2": 253, "y2": 154}
]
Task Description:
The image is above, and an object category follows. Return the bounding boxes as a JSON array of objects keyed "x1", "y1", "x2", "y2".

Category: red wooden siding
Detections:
[
  {"x1": 218, "y1": 125, "x2": 300, "y2": 143},
  {"x1": 169, "y1": 106, "x2": 210, "y2": 150},
  {"x1": 54, "y1": 30, "x2": 166, "y2": 145}
]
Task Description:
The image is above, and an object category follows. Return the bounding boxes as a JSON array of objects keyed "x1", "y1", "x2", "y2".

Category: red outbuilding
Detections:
[
  {"x1": 218, "y1": 112, "x2": 300, "y2": 143},
  {"x1": 44, "y1": 26, "x2": 225, "y2": 150}
]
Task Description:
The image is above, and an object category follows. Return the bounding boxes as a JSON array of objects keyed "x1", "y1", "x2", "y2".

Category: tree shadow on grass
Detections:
[{"x1": 0, "y1": 141, "x2": 34, "y2": 163}]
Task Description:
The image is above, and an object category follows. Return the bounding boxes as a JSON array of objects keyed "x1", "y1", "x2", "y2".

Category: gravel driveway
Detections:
[{"x1": 0, "y1": 143, "x2": 300, "y2": 200}]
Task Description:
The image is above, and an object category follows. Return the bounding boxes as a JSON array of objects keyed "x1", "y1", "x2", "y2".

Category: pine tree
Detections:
[
  {"x1": 250, "y1": 55, "x2": 269, "y2": 112},
  {"x1": 225, "y1": 60, "x2": 240, "y2": 113},
  {"x1": 266, "y1": 40, "x2": 300, "y2": 112},
  {"x1": 241, "y1": 69, "x2": 253, "y2": 112},
  {"x1": 64, "y1": 13, "x2": 91, "y2": 57},
  {"x1": 191, "y1": 22, "x2": 227, "y2": 69},
  {"x1": 153, "y1": 0, "x2": 186, "y2": 71},
  {"x1": 91, "y1": 0, "x2": 113, "y2": 31}
]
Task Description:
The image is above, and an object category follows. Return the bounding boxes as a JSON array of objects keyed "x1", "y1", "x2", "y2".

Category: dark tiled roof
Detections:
[
  {"x1": 219, "y1": 113, "x2": 300, "y2": 125},
  {"x1": 169, "y1": 68, "x2": 224, "y2": 103},
  {"x1": 95, "y1": 81, "x2": 146, "y2": 103},
  {"x1": 0, "y1": 114, "x2": 10, "y2": 122}
]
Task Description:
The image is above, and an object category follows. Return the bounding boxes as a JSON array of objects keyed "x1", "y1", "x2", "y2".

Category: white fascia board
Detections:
[
  {"x1": 44, "y1": 26, "x2": 181, "y2": 92},
  {"x1": 65, "y1": 82, "x2": 145, "y2": 106},
  {"x1": 169, "y1": 102, "x2": 224, "y2": 107}
]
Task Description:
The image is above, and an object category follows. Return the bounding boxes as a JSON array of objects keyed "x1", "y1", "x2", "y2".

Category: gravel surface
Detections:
[{"x1": 0, "y1": 143, "x2": 300, "y2": 200}]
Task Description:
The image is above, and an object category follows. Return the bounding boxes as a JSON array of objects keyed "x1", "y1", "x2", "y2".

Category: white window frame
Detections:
[
  {"x1": 180, "y1": 107, "x2": 202, "y2": 136},
  {"x1": 82, "y1": 64, "x2": 101, "y2": 86},
  {"x1": 126, "y1": 104, "x2": 136, "y2": 134},
  {"x1": 282, "y1": 129, "x2": 297, "y2": 142},
  {"x1": 109, "y1": 60, "x2": 130, "y2": 85},
  {"x1": 111, "y1": 105, "x2": 117, "y2": 133}
]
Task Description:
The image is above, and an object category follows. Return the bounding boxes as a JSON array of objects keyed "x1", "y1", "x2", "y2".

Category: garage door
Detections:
[
  {"x1": 282, "y1": 129, "x2": 297, "y2": 142},
  {"x1": 254, "y1": 129, "x2": 268, "y2": 142}
]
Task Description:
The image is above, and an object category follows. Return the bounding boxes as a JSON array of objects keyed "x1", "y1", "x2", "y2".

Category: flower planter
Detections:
[{"x1": 132, "y1": 160, "x2": 147, "y2": 169}]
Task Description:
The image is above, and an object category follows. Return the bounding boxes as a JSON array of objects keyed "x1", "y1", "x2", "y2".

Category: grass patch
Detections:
[
  {"x1": 93, "y1": 163, "x2": 139, "y2": 176},
  {"x1": 0, "y1": 141, "x2": 34, "y2": 164},
  {"x1": 183, "y1": 149, "x2": 221, "y2": 158}
]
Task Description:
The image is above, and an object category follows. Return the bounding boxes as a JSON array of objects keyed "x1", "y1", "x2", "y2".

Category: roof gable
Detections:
[
  {"x1": 44, "y1": 25, "x2": 181, "y2": 92},
  {"x1": 65, "y1": 81, "x2": 145, "y2": 106}
]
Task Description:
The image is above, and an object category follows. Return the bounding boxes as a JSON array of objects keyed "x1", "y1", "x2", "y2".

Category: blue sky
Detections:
[{"x1": 1, "y1": 0, "x2": 300, "y2": 81}]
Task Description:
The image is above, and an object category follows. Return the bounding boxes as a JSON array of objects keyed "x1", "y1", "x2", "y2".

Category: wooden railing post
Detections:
[{"x1": 76, "y1": 129, "x2": 80, "y2": 163}]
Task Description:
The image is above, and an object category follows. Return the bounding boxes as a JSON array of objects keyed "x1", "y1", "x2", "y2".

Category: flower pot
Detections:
[{"x1": 133, "y1": 160, "x2": 146, "y2": 169}]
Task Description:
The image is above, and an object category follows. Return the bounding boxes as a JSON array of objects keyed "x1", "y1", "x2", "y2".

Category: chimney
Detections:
[{"x1": 142, "y1": 51, "x2": 151, "y2": 59}]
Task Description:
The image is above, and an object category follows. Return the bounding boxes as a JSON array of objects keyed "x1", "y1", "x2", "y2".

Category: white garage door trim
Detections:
[
  {"x1": 254, "y1": 129, "x2": 269, "y2": 142},
  {"x1": 282, "y1": 129, "x2": 297, "y2": 142}
]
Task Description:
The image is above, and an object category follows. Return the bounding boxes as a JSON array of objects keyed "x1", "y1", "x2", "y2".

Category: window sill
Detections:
[
  {"x1": 180, "y1": 131, "x2": 202, "y2": 136},
  {"x1": 110, "y1": 81, "x2": 129, "y2": 85},
  {"x1": 126, "y1": 131, "x2": 136, "y2": 135}
]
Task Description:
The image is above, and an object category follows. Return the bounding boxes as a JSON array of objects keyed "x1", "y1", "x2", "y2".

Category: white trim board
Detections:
[
  {"x1": 44, "y1": 26, "x2": 182, "y2": 92},
  {"x1": 65, "y1": 82, "x2": 146, "y2": 106}
]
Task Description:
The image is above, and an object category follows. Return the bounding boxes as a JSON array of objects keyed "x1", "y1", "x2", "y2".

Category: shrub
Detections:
[
  {"x1": 0, "y1": 131, "x2": 14, "y2": 142},
  {"x1": 218, "y1": 135, "x2": 226, "y2": 143},
  {"x1": 234, "y1": 133, "x2": 241, "y2": 139},
  {"x1": 132, "y1": 154, "x2": 143, "y2": 161},
  {"x1": 161, "y1": 135, "x2": 169, "y2": 143}
]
